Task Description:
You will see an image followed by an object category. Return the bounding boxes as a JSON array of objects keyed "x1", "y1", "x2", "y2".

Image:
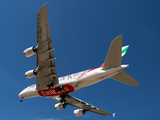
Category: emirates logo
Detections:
[{"x1": 38, "y1": 84, "x2": 74, "y2": 97}]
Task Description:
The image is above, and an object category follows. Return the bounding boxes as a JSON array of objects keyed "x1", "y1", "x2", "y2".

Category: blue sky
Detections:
[{"x1": 0, "y1": 0, "x2": 160, "y2": 120}]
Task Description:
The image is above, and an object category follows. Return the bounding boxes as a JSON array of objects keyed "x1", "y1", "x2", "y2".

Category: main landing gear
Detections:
[
  {"x1": 54, "y1": 85, "x2": 67, "y2": 103},
  {"x1": 60, "y1": 93, "x2": 69, "y2": 103},
  {"x1": 55, "y1": 86, "x2": 64, "y2": 92},
  {"x1": 47, "y1": 84, "x2": 67, "y2": 102},
  {"x1": 47, "y1": 81, "x2": 54, "y2": 89}
]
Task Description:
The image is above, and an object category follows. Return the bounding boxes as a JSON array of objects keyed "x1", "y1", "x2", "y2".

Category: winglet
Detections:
[{"x1": 113, "y1": 113, "x2": 116, "y2": 117}]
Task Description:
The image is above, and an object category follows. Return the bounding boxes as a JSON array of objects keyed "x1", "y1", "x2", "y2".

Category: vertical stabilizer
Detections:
[{"x1": 103, "y1": 35, "x2": 122, "y2": 70}]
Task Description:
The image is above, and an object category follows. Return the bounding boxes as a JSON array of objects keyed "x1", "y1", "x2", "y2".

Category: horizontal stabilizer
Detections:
[{"x1": 110, "y1": 71, "x2": 140, "y2": 86}]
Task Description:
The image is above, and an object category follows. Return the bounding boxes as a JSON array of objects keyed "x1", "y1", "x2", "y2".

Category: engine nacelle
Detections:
[
  {"x1": 55, "y1": 103, "x2": 66, "y2": 110},
  {"x1": 74, "y1": 109, "x2": 86, "y2": 116},
  {"x1": 23, "y1": 46, "x2": 37, "y2": 57},
  {"x1": 25, "y1": 70, "x2": 37, "y2": 78}
]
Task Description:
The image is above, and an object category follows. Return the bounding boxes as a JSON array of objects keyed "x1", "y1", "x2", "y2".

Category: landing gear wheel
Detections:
[
  {"x1": 59, "y1": 92, "x2": 68, "y2": 103},
  {"x1": 60, "y1": 95, "x2": 66, "y2": 102},
  {"x1": 61, "y1": 97, "x2": 66, "y2": 102},
  {"x1": 55, "y1": 86, "x2": 64, "y2": 93},
  {"x1": 47, "y1": 81, "x2": 54, "y2": 89},
  {"x1": 49, "y1": 81, "x2": 54, "y2": 87},
  {"x1": 19, "y1": 97, "x2": 23, "y2": 102},
  {"x1": 63, "y1": 92, "x2": 69, "y2": 98},
  {"x1": 47, "y1": 84, "x2": 51, "y2": 89},
  {"x1": 59, "y1": 86, "x2": 64, "y2": 90}
]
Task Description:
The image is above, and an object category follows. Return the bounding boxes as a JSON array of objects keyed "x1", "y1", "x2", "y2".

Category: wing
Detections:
[
  {"x1": 50, "y1": 95, "x2": 114, "y2": 116},
  {"x1": 36, "y1": 4, "x2": 59, "y2": 90}
]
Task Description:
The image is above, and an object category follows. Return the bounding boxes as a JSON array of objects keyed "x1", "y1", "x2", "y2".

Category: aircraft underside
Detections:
[{"x1": 19, "y1": 4, "x2": 140, "y2": 117}]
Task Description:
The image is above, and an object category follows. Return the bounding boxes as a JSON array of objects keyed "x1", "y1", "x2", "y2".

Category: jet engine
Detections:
[
  {"x1": 55, "y1": 103, "x2": 66, "y2": 110},
  {"x1": 74, "y1": 109, "x2": 86, "y2": 116},
  {"x1": 23, "y1": 46, "x2": 37, "y2": 57},
  {"x1": 25, "y1": 69, "x2": 37, "y2": 78}
]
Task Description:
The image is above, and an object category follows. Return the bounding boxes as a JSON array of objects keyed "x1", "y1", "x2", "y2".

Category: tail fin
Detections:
[
  {"x1": 110, "y1": 71, "x2": 140, "y2": 86},
  {"x1": 99, "y1": 45, "x2": 129, "y2": 68},
  {"x1": 102, "y1": 35, "x2": 122, "y2": 70},
  {"x1": 101, "y1": 35, "x2": 140, "y2": 86}
]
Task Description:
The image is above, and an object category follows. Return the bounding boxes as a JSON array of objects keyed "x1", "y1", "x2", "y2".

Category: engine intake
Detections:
[
  {"x1": 74, "y1": 109, "x2": 86, "y2": 116},
  {"x1": 23, "y1": 46, "x2": 37, "y2": 57},
  {"x1": 55, "y1": 103, "x2": 66, "y2": 110},
  {"x1": 25, "y1": 69, "x2": 37, "y2": 78}
]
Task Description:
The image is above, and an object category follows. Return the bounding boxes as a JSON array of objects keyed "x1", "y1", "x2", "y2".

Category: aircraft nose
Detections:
[
  {"x1": 19, "y1": 88, "x2": 27, "y2": 98},
  {"x1": 18, "y1": 91, "x2": 24, "y2": 98},
  {"x1": 19, "y1": 90, "x2": 26, "y2": 102}
]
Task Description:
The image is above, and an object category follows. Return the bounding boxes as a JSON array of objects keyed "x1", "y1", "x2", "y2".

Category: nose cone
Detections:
[
  {"x1": 18, "y1": 89, "x2": 26, "y2": 98},
  {"x1": 18, "y1": 85, "x2": 38, "y2": 99}
]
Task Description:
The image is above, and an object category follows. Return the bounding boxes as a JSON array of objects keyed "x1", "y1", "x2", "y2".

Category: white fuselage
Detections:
[{"x1": 19, "y1": 65, "x2": 128, "y2": 99}]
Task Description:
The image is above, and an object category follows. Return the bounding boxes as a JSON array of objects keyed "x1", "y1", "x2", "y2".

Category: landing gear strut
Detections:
[
  {"x1": 47, "y1": 81, "x2": 54, "y2": 89},
  {"x1": 60, "y1": 93, "x2": 69, "y2": 103},
  {"x1": 19, "y1": 97, "x2": 23, "y2": 102},
  {"x1": 55, "y1": 85, "x2": 64, "y2": 92}
]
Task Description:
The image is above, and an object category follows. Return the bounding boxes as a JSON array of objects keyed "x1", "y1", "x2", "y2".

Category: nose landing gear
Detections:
[{"x1": 19, "y1": 97, "x2": 23, "y2": 102}]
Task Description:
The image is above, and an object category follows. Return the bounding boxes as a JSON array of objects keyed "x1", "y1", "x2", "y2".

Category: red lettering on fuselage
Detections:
[{"x1": 38, "y1": 84, "x2": 74, "y2": 97}]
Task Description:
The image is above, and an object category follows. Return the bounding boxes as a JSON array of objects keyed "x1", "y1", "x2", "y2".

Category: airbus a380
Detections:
[{"x1": 19, "y1": 4, "x2": 140, "y2": 117}]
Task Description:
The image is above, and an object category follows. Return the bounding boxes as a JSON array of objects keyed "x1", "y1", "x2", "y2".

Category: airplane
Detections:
[{"x1": 19, "y1": 4, "x2": 140, "y2": 117}]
